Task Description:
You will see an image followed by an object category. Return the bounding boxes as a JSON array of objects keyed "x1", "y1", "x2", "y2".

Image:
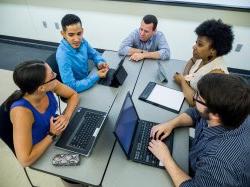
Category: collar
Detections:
[
  {"x1": 202, "y1": 125, "x2": 226, "y2": 138},
  {"x1": 61, "y1": 38, "x2": 83, "y2": 53}
]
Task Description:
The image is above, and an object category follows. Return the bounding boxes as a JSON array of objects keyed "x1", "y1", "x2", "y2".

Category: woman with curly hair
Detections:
[{"x1": 174, "y1": 19, "x2": 234, "y2": 106}]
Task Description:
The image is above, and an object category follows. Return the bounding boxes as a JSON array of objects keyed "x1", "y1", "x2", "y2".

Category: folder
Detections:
[{"x1": 139, "y1": 82, "x2": 185, "y2": 113}]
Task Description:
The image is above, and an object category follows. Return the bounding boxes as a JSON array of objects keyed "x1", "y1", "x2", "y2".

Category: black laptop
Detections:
[
  {"x1": 114, "y1": 92, "x2": 174, "y2": 168},
  {"x1": 98, "y1": 56, "x2": 127, "y2": 87},
  {"x1": 55, "y1": 107, "x2": 107, "y2": 156},
  {"x1": 228, "y1": 67, "x2": 250, "y2": 84}
]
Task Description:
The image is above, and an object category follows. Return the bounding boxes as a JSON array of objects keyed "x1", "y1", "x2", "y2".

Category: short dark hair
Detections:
[
  {"x1": 61, "y1": 14, "x2": 82, "y2": 31},
  {"x1": 197, "y1": 73, "x2": 250, "y2": 129},
  {"x1": 143, "y1": 14, "x2": 158, "y2": 31},
  {"x1": 195, "y1": 19, "x2": 234, "y2": 57}
]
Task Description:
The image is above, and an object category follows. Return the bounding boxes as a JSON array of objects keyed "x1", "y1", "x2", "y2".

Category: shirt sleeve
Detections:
[
  {"x1": 86, "y1": 41, "x2": 105, "y2": 65},
  {"x1": 118, "y1": 30, "x2": 136, "y2": 56},
  {"x1": 184, "y1": 107, "x2": 201, "y2": 125},
  {"x1": 56, "y1": 53, "x2": 99, "y2": 93},
  {"x1": 180, "y1": 157, "x2": 239, "y2": 187},
  {"x1": 157, "y1": 32, "x2": 170, "y2": 60}
]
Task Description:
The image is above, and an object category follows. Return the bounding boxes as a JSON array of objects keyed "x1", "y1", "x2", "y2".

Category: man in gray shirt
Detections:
[{"x1": 118, "y1": 15, "x2": 170, "y2": 62}]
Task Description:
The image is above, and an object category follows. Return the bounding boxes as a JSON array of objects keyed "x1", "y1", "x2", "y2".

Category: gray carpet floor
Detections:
[{"x1": 0, "y1": 42, "x2": 55, "y2": 71}]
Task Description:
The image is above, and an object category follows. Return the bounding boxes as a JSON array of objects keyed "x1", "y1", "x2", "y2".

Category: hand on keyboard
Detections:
[
  {"x1": 150, "y1": 122, "x2": 174, "y2": 140},
  {"x1": 148, "y1": 139, "x2": 171, "y2": 166}
]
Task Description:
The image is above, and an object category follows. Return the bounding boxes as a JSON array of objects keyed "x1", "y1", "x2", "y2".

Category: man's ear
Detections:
[
  {"x1": 61, "y1": 30, "x2": 65, "y2": 37},
  {"x1": 153, "y1": 28, "x2": 157, "y2": 34},
  {"x1": 209, "y1": 112, "x2": 221, "y2": 123}
]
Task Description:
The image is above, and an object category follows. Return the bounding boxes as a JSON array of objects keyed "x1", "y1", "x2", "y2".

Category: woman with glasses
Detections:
[
  {"x1": 4, "y1": 60, "x2": 79, "y2": 167},
  {"x1": 174, "y1": 19, "x2": 234, "y2": 106}
]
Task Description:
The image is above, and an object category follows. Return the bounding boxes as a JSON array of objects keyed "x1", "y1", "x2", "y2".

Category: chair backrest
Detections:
[
  {"x1": 46, "y1": 52, "x2": 62, "y2": 83},
  {"x1": 0, "y1": 100, "x2": 14, "y2": 153},
  {"x1": 0, "y1": 139, "x2": 32, "y2": 187}
]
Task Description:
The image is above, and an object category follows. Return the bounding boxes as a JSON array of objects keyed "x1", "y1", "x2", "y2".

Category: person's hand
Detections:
[
  {"x1": 148, "y1": 139, "x2": 171, "y2": 164},
  {"x1": 49, "y1": 115, "x2": 69, "y2": 135},
  {"x1": 129, "y1": 53, "x2": 144, "y2": 62},
  {"x1": 98, "y1": 62, "x2": 109, "y2": 70},
  {"x1": 150, "y1": 122, "x2": 174, "y2": 140},
  {"x1": 98, "y1": 68, "x2": 109, "y2": 78},
  {"x1": 173, "y1": 72, "x2": 185, "y2": 85}
]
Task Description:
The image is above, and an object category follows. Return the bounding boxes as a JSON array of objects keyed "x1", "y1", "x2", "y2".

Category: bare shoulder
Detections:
[{"x1": 10, "y1": 106, "x2": 34, "y2": 128}]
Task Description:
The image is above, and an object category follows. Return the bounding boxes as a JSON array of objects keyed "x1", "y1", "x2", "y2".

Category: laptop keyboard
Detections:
[
  {"x1": 68, "y1": 111, "x2": 105, "y2": 150},
  {"x1": 134, "y1": 121, "x2": 158, "y2": 165}
]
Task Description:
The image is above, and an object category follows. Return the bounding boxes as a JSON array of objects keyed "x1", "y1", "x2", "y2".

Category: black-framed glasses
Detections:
[
  {"x1": 193, "y1": 91, "x2": 207, "y2": 106},
  {"x1": 42, "y1": 72, "x2": 57, "y2": 85}
]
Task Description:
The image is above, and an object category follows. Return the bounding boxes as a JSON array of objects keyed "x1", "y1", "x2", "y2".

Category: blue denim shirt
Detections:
[
  {"x1": 118, "y1": 29, "x2": 170, "y2": 60},
  {"x1": 181, "y1": 108, "x2": 250, "y2": 187},
  {"x1": 56, "y1": 39, "x2": 105, "y2": 92}
]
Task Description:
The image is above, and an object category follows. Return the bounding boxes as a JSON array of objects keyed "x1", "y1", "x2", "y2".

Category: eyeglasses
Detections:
[
  {"x1": 42, "y1": 72, "x2": 57, "y2": 85},
  {"x1": 193, "y1": 91, "x2": 207, "y2": 106}
]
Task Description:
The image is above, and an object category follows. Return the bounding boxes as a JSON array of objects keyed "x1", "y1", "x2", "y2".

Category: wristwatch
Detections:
[{"x1": 48, "y1": 131, "x2": 57, "y2": 141}]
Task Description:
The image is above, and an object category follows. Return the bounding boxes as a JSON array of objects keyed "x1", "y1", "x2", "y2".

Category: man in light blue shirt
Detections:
[
  {"x1": 56, "y1": 14, "x2": 109, "y2": 93},
  {"x1": 118, "y1": 15, "x2": 170, "y2": 62}
]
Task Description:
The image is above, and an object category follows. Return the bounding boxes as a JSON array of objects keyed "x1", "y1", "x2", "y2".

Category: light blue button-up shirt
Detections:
[
  {"x1": 118, "y1": 29, "x2": 170, "y2": 60},
  {"x1": 56, "y1": 39, "x2": 105, "y2": 92}
]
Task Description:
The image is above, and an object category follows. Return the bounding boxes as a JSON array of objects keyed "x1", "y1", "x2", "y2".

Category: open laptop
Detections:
[
  {"x1": 114, "y1": 92, "x2": 174, "y2": 168},
  {"x1": 228, "y1": 67, "x2": 250, "y2": 84},
  {"x1": 55, "y1": 107, "x2": 107, "y2": 156},
  {"x1": 98, "y1": 56, "x2": 127, "y2": 88}
]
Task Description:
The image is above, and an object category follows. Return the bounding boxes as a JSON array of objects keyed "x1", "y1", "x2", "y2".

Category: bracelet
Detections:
[{"x1": 48, "y1": 131, "x2": 57, "y2": 141}]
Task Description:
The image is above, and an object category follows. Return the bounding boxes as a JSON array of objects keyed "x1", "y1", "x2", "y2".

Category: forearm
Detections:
[
  {"x1": 163, "y1": 156, "x2": 191, "y2": 187},
  {"x1": 180, "y1": 80, "x2": 195, "y2": 106},
  {"x1": 19, "y1": 135, "x2": 53, "y2": 167},
  {"x1": 128, "y1": 48, "x2": 143, "y2": 55},
  {"x1": 167, "y1": 113, "x2": 194, "y2": 129},
  {"x1": 63, "y1": 92, "x2": 79, "y2": 119},
  {"x1": 142, "y1": 51, "x2": 160, "y2": 60}
]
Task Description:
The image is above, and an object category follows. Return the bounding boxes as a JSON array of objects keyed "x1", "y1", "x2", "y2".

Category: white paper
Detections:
[{"x1": 147, "y1": 84, "x2": 184, "y2": 111}]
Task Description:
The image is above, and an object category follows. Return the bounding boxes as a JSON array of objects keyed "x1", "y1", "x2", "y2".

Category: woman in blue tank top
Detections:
[{"x1": 6, "y1": 60, "x2": 79, "y2": 167}]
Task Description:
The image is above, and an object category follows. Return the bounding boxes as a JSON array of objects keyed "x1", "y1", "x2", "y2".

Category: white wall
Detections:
[{"x1": 0, "y1": 0, "x2": 249, "y2": 70}]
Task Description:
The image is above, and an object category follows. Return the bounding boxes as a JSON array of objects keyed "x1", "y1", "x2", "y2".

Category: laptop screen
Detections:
[{"x1": 114, "y1": 92, "x2": 139, "y2": 155}]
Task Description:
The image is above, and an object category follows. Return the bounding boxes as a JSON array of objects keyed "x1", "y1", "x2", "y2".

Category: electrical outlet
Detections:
[
  {"x1": 55, "y1": 22, "x2": 60, "y2": 30},
  {"x1": 235, "y1": 44, "x2": 243, "y2": 52},
  {"x1": 42, "y1": 21, "x2": 47, "y2": 28}
]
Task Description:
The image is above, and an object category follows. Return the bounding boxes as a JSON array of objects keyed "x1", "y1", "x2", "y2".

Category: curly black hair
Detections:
[{"x1": 195, "y1": 19, "x2": 234, "y2": 57}]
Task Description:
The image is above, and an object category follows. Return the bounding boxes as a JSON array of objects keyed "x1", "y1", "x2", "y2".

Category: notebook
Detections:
[
  {"x1": 98, "y1": 56, "x2": 128, "y2": 87},
  {"x1": 114, "y1": 92, "x2": 174, "y2": 168},
  {"x1": 55, "y1": 107, "x2": 107, "y2": 156},
  {"x1": 139, "y1": 82, "x2": 185, "y2": 113}
]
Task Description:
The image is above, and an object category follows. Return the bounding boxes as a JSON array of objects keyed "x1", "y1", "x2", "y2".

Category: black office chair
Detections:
[
  {"x1": 0, "y1": 91, "x2": 37, "y2": 187},
  {"x1": 46, "y1": 52, "x2": 67, "y2": 103},
  {"x1": 46, "y1": 52, "x2": 62, "y2": 83},
  {"x1": 0, "y1": 93, "x2": 16, "y2": 153}
]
